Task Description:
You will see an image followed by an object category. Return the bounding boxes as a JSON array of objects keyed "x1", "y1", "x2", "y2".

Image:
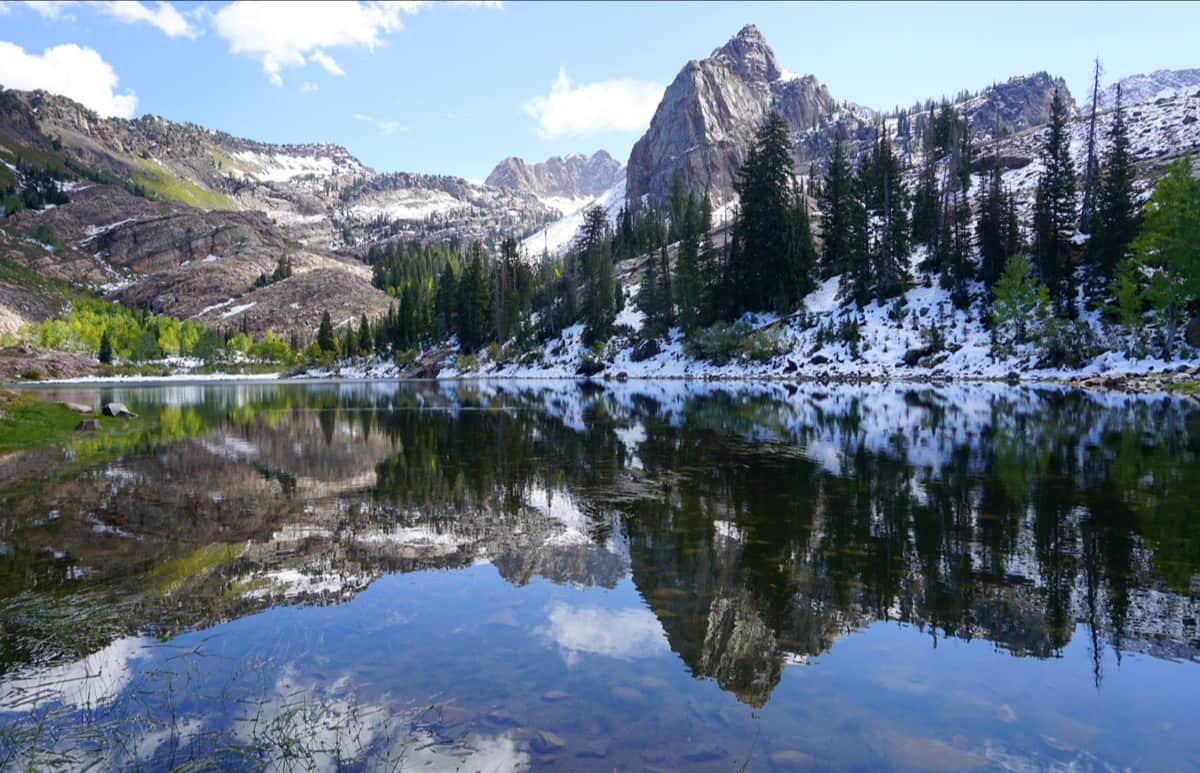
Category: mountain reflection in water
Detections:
[{"x1": 1, "y1": 380, "x2": 1198, "y2": 770}]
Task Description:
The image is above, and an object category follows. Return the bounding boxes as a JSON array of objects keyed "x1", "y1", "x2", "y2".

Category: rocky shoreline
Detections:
[
  {"x1": 5, "y1": 344, "x2": 1200, "y2": 399},
  {"x1": 1057, "y1": 365, "x2": 1200, "y2": 398}
]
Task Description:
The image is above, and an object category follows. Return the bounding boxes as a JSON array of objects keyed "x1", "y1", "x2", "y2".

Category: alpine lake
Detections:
[{"x1": 1, "y1": 380, "x2": 1198, "y2": 771}]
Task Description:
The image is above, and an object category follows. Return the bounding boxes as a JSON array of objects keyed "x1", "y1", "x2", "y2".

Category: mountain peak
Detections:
[
  {"x1": 485, "y1": 150, "x2": 623, "y2": 200},
  {"x1": 712, "y1": 23, "x2": 781, "y2": 82}
]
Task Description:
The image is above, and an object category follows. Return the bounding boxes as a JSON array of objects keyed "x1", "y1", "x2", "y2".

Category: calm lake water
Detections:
[{"x1": 1, "y1": 380, "x2": 1199, "y2": 771}]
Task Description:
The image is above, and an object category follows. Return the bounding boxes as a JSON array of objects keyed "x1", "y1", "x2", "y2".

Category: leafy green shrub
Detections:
[
  {"x1": 837, "y1": 316, "x2": 862, "y2": 358},
  {"x1": 248, "y1": 331, "x2": 293, "y2": 363},
  {"x1": 991, "y1": 254, "x2": 1051, "y2": 356},
  {"x1": 1041, "y1": 318, "x2": 1102, "y2": 369},
  {"x1": 687, "y1": 321, "x2": 786, "y2": 365},
  {"x1": 26, "y1": 224, "x2": 65, "y2": 251}
]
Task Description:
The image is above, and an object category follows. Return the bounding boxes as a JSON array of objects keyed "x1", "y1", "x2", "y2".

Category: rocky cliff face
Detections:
[
  {"x1": 1, "y1": 87, "x2": 557, "y2": 256},
  {"x1": 1095, "y1": 68, "x2": 1200, "y2": 110},
  {"x1": 485, "y1": 150, "x2": 623, "y2": 203},
  {"x1": 625, "y1": 25, "x2": 862, "y2": 209},
  {"x1": 958, "y1": 72, "x2": 1076, "y2": 137},
  {"x1": 625, "y1": 26, "x2": 1079, "y2": 210},
  {"x1": 0, "y1": 87, "x2": 547, "y2": 335}
]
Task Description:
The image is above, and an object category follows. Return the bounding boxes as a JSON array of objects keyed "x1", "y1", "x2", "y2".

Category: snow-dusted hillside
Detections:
[
  {"x1": 228, "y1": 147, "x2": 366, "y2": 183},
  {"x1": 520, "y1": 178, "x2": 626, "y2": 257},
  {"x1": 1095, "y1": 68, "x2": 1200, "y2": 110}
]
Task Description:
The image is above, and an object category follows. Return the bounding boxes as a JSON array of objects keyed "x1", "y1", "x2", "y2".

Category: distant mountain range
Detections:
[
  {"x1": 486, "y1": 150, "x2": 623, "y2": 207},
  {"x1": 2, "y1": 23, "x2": 1198, "y2": 338}
]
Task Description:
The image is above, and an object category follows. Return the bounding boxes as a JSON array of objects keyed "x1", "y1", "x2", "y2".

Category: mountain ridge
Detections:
[{"x1": 485, "y1": 150, "x2": 624, "y2": 206}]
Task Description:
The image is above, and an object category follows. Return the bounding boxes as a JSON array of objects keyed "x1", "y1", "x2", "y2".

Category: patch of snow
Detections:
[
  {"x1": 220, "y1": 302, "x2": 256, "y2": 319},
  {"x1": 521, "y1": 178, "x2": 626, "y2": 258}
]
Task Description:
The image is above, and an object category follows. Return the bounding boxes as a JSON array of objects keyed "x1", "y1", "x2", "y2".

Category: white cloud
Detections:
[
  {"x1": 211, "y1": 0, "x2": 487, "y2": 85},
  {"x1": 213, "y1": 1, "x2": 409, "y2": 86},
  {"x1": 523, "y1": 68, "x2": 663, "y2": 139},
  {"x1": 540, "y1": 603, "x2": 669, "y2": 663},
  {"x1": 301, "y1": 80, "x2": 320, "y2": 93},
  {"x1": 212, "y1": 1, "x2": 500, "y2": 85},
  {"x1": 22, "y1": 0, "x2": 74, "y2": 17},
  {"x1": 16, "y1": 1, "x2": 195, "y2": 36},
  {"x1": 0, "y1": 636, "x2": 151, "y2": 712},
  {"x1": 352, "y1": 112, "x2": 406, "y2": 135},
  {"x1": 308, "y1": 50, "x2": 344, "y2": 76},
  {"x1": 102, "y1": 1, "x2": 196, "y2": 38},
  {"x1": 20, "y1": 1, "x2": 71, "y2": 19},
  {"x1": 0, "y1": 41, "x2": 138, "y2": 117}
]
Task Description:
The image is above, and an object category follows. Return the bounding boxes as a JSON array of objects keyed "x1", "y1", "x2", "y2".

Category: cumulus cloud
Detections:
[
  {"x1": 352, "y1": 112, "x2": 406, "y2": 135},
  {"x1": 102, "y1": 1, "x2": 196, "y2": 38},
  {"x1": 540, "y1": 603, "x2": 669, "y2": 663},
  {"x1": 212, "y1": 1, "x2": 499, "y2": 86},
  {"x1": 307, "y1": 49, "x2": 345, "y2": 76},
  {"x1": 19, "y1": 1, "x2": 71, "y2": 19},
  {"x1": 17, "y1": 1, "x2": 196, "y2": 36},
  {"x1": 301, "y1": 80, "x2": 320, "y2": 93},
  {"x1": 523, "y1": 68, "x2": 663, "y2": 139},
  {"x1": 0, "y1": 41, "x2": 138, "y2": 117}
]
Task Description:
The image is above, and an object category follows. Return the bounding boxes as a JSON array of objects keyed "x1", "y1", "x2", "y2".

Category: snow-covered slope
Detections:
[
  {"x1": 520, "y1": 178, "x2": 626, "y2": 257},
  {"x1": 1095, "y1": 68, "x2": 1200, "y2": 110}
]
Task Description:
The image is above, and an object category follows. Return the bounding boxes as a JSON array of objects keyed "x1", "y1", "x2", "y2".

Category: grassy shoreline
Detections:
[{"x1": 0, "y1": 390, "x2": 153, "y2": 452}]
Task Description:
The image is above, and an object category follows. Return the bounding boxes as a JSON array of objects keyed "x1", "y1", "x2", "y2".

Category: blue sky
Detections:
[{"x1": 0, "y1": 1, "x2": 1196, "y2": 180}]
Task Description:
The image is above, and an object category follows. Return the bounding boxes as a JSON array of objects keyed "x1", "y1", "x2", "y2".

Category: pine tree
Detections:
[
  {"x1": 317, "y1": 311, "x2": 336, "y2": 354},
  {"x1": 497, "y1": 237, "x2": 524, "y2": 346},
  {"x1": 668, "y1": 170, "x2": 687, "y2": 243},
  {"x1": 657, "y1": 241, "x2": 674, "y2": 329},
  {"x1": 98, "y1": 329, "x2": 113, "y2": 364},
  {"x1": 911, "y1": 153, "x2": 940, "y2": 249},
  {"x1": 434, "y1": 263, "x2": 458, "y2": 337},
  {"x1": 976, "y1": 164, "x2": 1009, "y2": 292},
  {"x1": 675, "y1": 194, "x2": 704, "y2": 332},
  {"x1": 843, "y1": 159, "x2": 872, "y2": 306},
  {"x1": 456, "y1": 244, "x2": 493, "y2": 352},
  {"x1": 578, "y1": 205, "x2": 615, "y2": 342},
  {"x1": 357, "y1": 313, "x2": 372, "y2": 354},
  {"x1": 819, "y1": 137, "x2": 855, "y2": 277},
  {"x1": 1032, "y1": 88, "x2": 1078, "y2": 315},
  {"x1": 1088, "y1": 84, "x2": 1140, "y2": 280},
  {"x1": 728, "y1": 111, "x2": 812, "y2": 314},
  {"x1": 946, "y1": 191, "x2": 973, "y2": 308},
  {"x1": 859, "y1": 133, "x2": 910, "y2": 299},
  {"x1": 637, "y1": 248, "x2": 663, "y2": 335},
  {"x1": 1080, "y1": 59, "x2": 1103, "y2": 233}
]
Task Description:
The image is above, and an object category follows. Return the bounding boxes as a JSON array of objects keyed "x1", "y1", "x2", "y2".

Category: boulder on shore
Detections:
[
  {"x1": 102, "y1": 402, "x2": 137, "y2": 418},
  {"x1": 75, "y1": 419, "x2": 100, "y2": 431}
]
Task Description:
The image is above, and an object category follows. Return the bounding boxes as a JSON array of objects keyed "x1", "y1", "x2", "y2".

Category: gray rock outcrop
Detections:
[
  {"x1": 486, "y1": 151, "x2": 623, "y2": 201},
  {"x1": 625, "y1": 24, "x2": 864, "y2": 209},
  {"x1": 625, "y1": 25, "x2": 1077, "y2": 210}
]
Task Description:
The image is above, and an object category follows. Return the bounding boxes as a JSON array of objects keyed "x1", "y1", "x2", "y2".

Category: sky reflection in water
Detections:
[{"x1": 0, "y1": 380, "x2": 1198, "y2": 770}]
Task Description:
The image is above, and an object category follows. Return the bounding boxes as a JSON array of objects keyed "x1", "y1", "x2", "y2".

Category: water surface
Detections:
[{"x1": 1, "y1": 380, "x2": 1199, "y2": 770}]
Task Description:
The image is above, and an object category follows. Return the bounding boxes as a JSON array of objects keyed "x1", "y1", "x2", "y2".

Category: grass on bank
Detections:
[
  {"x1": 130, "y1": 159, "x2": 238, "y2": 211},
  {"x1": 0, "y1": 390, "x2": 151, "y2": 451}
]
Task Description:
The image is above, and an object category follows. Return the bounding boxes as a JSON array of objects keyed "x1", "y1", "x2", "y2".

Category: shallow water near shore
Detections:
[{"x1": 1, "y1": 380, "x2": 1198, "y2": 770}]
